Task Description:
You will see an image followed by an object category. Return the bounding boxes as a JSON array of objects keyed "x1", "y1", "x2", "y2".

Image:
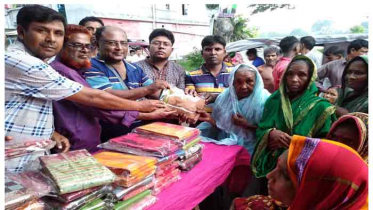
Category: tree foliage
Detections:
[
  {"x1": 290, "y1": 28, "x2": 309, "y2": 37},
  {"x1": 248, "y1": 4, "x2": 293, "y2": 15},
  {"x1": 350, "y1": 25, "x2": 366, "y2": 34},
  {"x1": 178, "y1": 47, "x2": 204, "y2": 71},
  {"x1": 230, "y1": 16, "x2": 259, "y2": 42},
  {"x1": 206, "y1": 4, "x2": 219, "y2": 10},
  {"x1": 311, "y1": 20, "x2": 334, "y2": 35}
]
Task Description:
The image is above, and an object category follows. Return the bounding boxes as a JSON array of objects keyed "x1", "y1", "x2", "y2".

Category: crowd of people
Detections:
[{"x1": 4, "y1": 5, "x2": 369, "y2": 209}]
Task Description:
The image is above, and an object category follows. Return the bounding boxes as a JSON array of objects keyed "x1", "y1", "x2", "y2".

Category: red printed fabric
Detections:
[
  {"x1": 110, "y1": 133, "x2": 180, "y2": 156},
  {"x1": 56, "y1": 186, "x2": 101, "y2": 203}
]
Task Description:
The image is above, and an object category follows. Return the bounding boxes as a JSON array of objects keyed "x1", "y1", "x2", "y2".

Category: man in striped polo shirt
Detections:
[{"x1": 185, "y1": 35, "x2": 233, "y2": 108}]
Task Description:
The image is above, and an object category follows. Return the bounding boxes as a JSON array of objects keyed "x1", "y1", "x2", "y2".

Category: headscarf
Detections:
[
  {"x1": 337, "y1": 55, "x2": 368, "y2": 113},
  {"x1": 251, "y1": 55, "x2": 336, "y2": 177},
  {"x1": 288, "y1": 135, "x2": 368, "y2": 210},
  {"x1": 199, "y1": 63, "x2": 270, "y2": 154},
  {"x1": 327, "y1": 112, "x2": 368, "y2": 162}
]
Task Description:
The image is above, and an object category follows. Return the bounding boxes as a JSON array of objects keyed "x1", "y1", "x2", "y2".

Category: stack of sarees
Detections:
[
  {"x1": 38, "y1": 149, "x2": 116, "y2": 209},
  {"x1": 94, "y1": 151, "x2": 158, "y2": 209}
]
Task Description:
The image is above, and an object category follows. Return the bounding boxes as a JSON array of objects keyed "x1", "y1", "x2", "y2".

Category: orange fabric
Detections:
[{"x1": 288, "y1": 136, "x2": 368, "y2": 210}]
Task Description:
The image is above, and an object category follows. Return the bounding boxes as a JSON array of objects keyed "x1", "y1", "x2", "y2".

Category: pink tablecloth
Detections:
[{"x1": 148, "y1": 142, "x2": 251, "y2": 210}]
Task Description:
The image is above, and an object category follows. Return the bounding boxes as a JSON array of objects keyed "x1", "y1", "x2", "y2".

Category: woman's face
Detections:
[
  {"x1": 345, "y1": 60, "x2": 368, "y2": 92},
  {"x1": 285, "y1": 61, "x2": 310, "y2": 97},
  {"x1": 266, "y1": 151, "x2": 296, "y2": 206},
  {"x1": 323, "y1": 88, "x2": 338, "y2": 104},
  {"x1": 329, "y1": 121, "x2": 360, "y2": 150},
  {"x1": 233, "y1": 68, "x2": 256, "y2": 100}
]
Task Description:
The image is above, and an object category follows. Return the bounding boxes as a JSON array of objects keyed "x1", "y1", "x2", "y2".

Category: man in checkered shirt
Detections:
[{"x1": 5, "y1": 5, "x2": 165, "y2": 172}]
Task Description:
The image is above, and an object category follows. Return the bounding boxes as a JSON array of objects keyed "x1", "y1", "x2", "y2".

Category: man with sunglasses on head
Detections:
[{"x1": 85, "y1": 26, "x2": 176, "y2": 140}]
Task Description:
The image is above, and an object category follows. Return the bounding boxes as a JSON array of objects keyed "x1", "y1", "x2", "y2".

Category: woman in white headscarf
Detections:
[{"x1": 197, "y1": 63, "x2": 270, "y2": 155}]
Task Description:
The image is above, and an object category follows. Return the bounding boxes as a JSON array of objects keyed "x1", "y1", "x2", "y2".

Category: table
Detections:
[{"x1": 148, "y1": 142, "x2": 251, "y2": 210}]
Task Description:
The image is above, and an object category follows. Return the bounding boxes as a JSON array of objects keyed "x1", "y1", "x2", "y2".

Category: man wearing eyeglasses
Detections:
[
  {"x1": 49, "y1": 24, "x2": 175, "y2": 152},
  {"x1": 85, "y1": 26, "x2": 177, "y2": 140},
  {"x1": 135, "y1": 29, "x2": 186, "y2": 90}
]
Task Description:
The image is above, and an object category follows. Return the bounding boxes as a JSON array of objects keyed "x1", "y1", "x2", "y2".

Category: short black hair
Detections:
[
  {"x1": 264, "y1": 45, "x2": 281, "y2": 57},
  {"x1": 347, "y1": 39, "x2": 368, "y2": 55},
  {"x1": 279, "y1": 36, "x2": 299, "y2": 53},
  {"x1": 149, "y1": 28, "x2": 175, "y2": 45},
  {"x1": 78, "y1": 16, "x2": 104, "y2": 27},
  {"x1": 323, "y1": 46, "x2": 345, "y2": 57},
  {"x1": 201, "y1": 35, "x2": 226, "y2": 48},
  {"x1": 130, "y1": 49, "x2": 135, "y2": 53},
  {"x1": 246, "y1": 48, "x2": 257, "y2": 56},
  {"x1": 17, "y1": 4, "x2": 67, "y2": 31},
  {"x1": 300, "y1": 36, "x2": 316, "y2": 50}
]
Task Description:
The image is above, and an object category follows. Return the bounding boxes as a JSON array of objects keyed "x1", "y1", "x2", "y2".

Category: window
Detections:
[{"x1": 182, "y1": 4, "x2": 189, "y2": 15}]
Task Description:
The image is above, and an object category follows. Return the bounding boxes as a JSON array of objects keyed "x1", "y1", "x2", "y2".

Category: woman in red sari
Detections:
[{"x1": 233, "y1": 135, "x2": 368, "y2": 210}]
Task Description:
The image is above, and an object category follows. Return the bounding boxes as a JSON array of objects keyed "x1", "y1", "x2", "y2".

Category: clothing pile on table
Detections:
[
  {"x1": 5, "y1": 122, "x2": 205, "y2": 210},
  {"x1": 5, "y1": 149, "x2": 117, "y2": 209},
  {"x1": 134, "y1": 122, "x2": 204, "y2": 175}
]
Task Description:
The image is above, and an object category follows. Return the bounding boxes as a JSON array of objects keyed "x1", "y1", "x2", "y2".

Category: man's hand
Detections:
[
  {"x1": 137, "y1": 100, "x2": 165, "y2": 112},
  {"x1": 138, "y1": 109, "x2": 177, "y2": 120},
  {"x1": 201, "y1": 93, "x2": 218, "y2": 104},
  {"x1": 51, "y1": 131, "x2": 70, "y2": 153},
  {"x1": 184, "y1": 88, "x2": 198, "y2": 97},
  {"x1": 146, "y1": 80, "x2": 170, "y2": 94},
  {"x1": 268, "y1": 129, "x2": 292, "y2": 150}
]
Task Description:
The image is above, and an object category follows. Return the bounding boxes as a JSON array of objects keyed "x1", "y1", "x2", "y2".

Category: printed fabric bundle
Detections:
[
  {"x1": 160, "y1": 85, "x2": 205, "y2": 122},
  {"x1": 111, "y1": 176, "x2": 154, "y2": 201},
  {"x1": 5, "y1": 170, "x2": 55, "y2": 210},
  {"x1": 153, "y1": 168, "x2": 181, "y2": 195},
  {"x1": 39, "y1": 149, "x2": 116, "y2": 194},
  {"x1": 5, "y1": 139, "x2": 55, "y2": 160},
  {"x1": 42, "y1": 185, "x2": 113, "y2": 210},
  {"x1": 93, "y1": 151, "x2": 157, "y2": 187},
  {"x1": 109, "y1": 133, "x2": 180, "y2": 157},
  {"x1": 134, "y1": 122, "x2": 200, "y2": 143}
]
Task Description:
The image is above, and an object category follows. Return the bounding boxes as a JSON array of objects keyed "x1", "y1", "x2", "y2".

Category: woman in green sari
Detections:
[
  {"x1": 251, "y1": 55, "x2": 336, "y2": 180},
  {"x1": 336, "y1": 55, "x2": 368, "y2": 116}
]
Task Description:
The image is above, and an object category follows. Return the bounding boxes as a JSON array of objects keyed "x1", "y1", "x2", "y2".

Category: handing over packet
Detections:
[{"x1": 160, "y1": 85, "x2": 205, "y2": 122}]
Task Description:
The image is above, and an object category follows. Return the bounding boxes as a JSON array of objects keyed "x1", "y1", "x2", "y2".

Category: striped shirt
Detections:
[
  {"x1": 85, "y1": 57, "x2": 153, "y2": 91},
  {"x1": 185, "y1": 63, "x2": 233, "y2": 94},
  {"x1": 5, "y1": 41, "x2": 83, "y2": 144}
]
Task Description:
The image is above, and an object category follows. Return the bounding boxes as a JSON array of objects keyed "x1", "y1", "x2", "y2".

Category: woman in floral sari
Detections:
[
  {"x1": 327, "y1": 112, "x2": 368, "y2": 162},
  {"x1": 233, "y1": 135, "x2": 368, "y2": 210},
  {"x1": 336, "y1": 55, "x2": 368, "y2": 116},
  {"x1": 247, "y1": 55, "x2": 336, "y2": 196}
]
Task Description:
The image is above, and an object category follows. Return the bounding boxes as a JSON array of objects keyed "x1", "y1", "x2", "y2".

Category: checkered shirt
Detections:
[{"x1": 5, "y1": 41, "x2": 83, "y2": 144}]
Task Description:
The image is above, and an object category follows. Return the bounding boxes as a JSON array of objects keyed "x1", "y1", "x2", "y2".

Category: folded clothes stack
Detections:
[
  {"x1": 98, "y1": 133, "x2": 180, "y2": 158},
  {"x1": 38, "y1": 149, "x2": 117, "y2": 209},
  {"x1": 153, "y1": 153, "x2": 181, "y2": 195},
  {"x1": 93, "y1": 151, "x2": 157, "y2": 188},
  {"x1": 179, "y1": 143, "x2": 204, "y2": 171},
  {"x1": 5, "y1": 171, "x2": 54, "y2": 210},
  {"x1": 5, "y1": 139, "x2": 55, "y2": 160},
  {"x1": 40, "y1": 149, "x2": 116, "y2": 194},
  {"x1": 133, "y1": 122, "x2": 201, "y2": 146}
]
